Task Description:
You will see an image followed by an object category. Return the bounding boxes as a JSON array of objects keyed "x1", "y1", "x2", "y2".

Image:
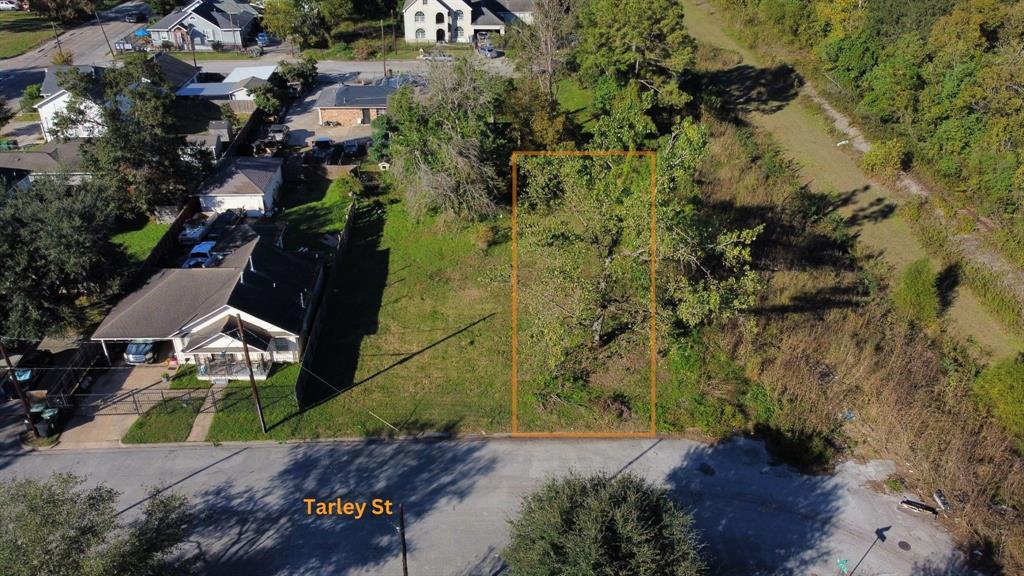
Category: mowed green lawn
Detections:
[
  {"x1": 111, "y1": 218, "x2": 169, "y2": 262},
  {"x1": 122, "y1": 395, "x2": 205, "y2": 444},
  {"x1": 0, "y1": 12, "x2": 54, "y2": 60},
  {"x1": 206, "y1": 191, "x2": 513, "y2": 440}
]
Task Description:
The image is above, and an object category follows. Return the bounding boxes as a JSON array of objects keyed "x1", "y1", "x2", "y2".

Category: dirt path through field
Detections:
[{"x1": 682, "y1": 0, "x2": 1023, "y2": 358}]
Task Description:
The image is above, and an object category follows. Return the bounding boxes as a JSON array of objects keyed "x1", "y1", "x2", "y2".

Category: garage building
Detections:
[{"x1": 314, "y1": 83, "x2": 397, "y2": 127}]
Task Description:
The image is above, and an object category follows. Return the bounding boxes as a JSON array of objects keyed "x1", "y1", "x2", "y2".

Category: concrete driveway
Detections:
[
  {"x1": 54, "y1": 364, "x2": 169, "y2": 449},
  {"x1": 0, "y1": 437, "x2": 961, "y2": 575}
]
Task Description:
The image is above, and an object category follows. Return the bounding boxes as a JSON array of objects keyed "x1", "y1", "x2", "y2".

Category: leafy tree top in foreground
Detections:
[
  {"x1": 503, "y1": 473, "x2": 705, "y2": 576},
  {"x1": 0, "y1": 473, "x2": 195, "y2": 576}
]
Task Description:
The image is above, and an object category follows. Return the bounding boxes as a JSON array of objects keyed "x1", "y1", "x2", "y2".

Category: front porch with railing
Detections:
[{"x1": 196, "y1": 355, "x2": 270, "y2": 381}]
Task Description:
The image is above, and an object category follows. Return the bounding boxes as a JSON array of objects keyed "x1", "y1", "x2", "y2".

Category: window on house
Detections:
[
  {"x1": 456, "y1": 26, "x2": 464, "y2": 40},
  {"x1": 435, "y1": 12, "x2": 444, "y2": 23},
  {"x1": 454, "y1": 9, "x2": 463, "y2": 21},
  {"x1": 414, "y1": 11, "x2": 424, "y2": 22},
  {"x1": 415, "y1": 28, "x2": 425, "y2": 39}
]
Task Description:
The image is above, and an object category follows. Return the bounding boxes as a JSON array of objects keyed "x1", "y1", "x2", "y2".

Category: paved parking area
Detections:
[{"x1": 283, "y1": 74, "x2": 376, "y2": 148}]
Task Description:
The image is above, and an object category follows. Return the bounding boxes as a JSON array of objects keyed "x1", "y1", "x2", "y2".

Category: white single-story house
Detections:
[
  {"x1": 196, "y1": 156, "x2": 283, "y2": 216},
  {"x1": 35, "y1": 65, "x2": 105, "y2": 143},
  {"x1": 402, "y1": 0, "x2": 533, "y2": 43},
  {"x1": 35, "y1": 56, "x2": 200, "y2": 142},
  {"x1": 92, "y1": 225, "x2": 325, "y2": 381},
  {"x1": 148, "y1": 0, "x2": 259, "y2": 50}
]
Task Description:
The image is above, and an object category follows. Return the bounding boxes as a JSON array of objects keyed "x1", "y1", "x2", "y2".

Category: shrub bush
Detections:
[
  {"x1": 973, "y1": 358, "x2": 1024, "y2": 445},
  {"x1": 503, "y1": 473, "x2": 706, "y2": 576},
  {"x1": 210, "y1": 40, "x2": 224, "y2": 51},
  {"x1": 19, "y1": 84, "x2": 42, "y2": 112},
  {"x1": 351, "y1": 38, "x2": 377, "y2": 60},
  {"x1": 861, "y1": 138, "x2": 907, "y2": 180},
  {"x1": 892, "y1": 257, "x2": 939, "y2": 326}
]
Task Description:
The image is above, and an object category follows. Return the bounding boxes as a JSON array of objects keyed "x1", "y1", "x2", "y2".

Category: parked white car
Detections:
[
  {"x1": 0, "y1": 1, "x2": 20, "y2": 10},
  {"x1": 177, "y1": 213, "x2": 214, "y2": 245}
]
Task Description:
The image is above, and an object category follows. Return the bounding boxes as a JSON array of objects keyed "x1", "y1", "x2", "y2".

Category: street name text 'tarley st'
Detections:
[{"x1": 303, "y1": 498, "x2": 394, "y2": 519}]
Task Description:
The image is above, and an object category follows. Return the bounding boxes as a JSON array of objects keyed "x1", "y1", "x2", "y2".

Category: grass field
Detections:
[
  {"x1": 111, "y1": 218, "x2": 170, "y2": 262},
  {"x1": 206, "y1": 188, "x2": 513, "y2": 440},
  {"x1": 554, "y1": 79, "x2": 597, "y2": 130},
  {"x1": 122, "y1": 395, "x2": 205, "y2": 444},
  {"x1": 0, "y1": 12, "x2": 55, "y2": 60},
  {"x1": 279, "y1": 172, "x2": 355, "y2": 249}
]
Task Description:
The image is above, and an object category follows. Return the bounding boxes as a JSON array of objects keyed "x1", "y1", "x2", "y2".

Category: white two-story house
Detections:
[{"x1": 402, "y1": 0, "x2": 533, "y2": 44}]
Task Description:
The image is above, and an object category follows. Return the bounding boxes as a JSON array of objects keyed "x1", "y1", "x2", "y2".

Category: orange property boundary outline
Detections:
[{"x1": 510, "y1": 150, "x2": 658, "y2": 438}]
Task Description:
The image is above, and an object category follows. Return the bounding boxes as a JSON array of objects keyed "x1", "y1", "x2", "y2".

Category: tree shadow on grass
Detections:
[
  {"x1": 664, "y1": 438, "x2": 842, "y2": 575},
  {"x1": 704, "y1": 64, "x2": 804, "y2": 115},
  {"x1": 187, "y1": 439, "x2": 497, "y2": 575},
  {"x1": 936, "y1": 263, "x2": 961, "y2": 315}
]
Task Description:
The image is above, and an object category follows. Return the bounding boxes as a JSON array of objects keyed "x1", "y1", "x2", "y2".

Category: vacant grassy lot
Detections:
[
  {"x1": 111, "y1": 218, "x2": 169, "y2": 262},
  {"x1": 206, "y1": 190, "x2": 513, "y2": 440},
  {"x1": 122, "y1": 394, "x2": 205, "y2": 444},
  {"x1": 0, "y1": 12, "x2": 54, "y2": 60}
]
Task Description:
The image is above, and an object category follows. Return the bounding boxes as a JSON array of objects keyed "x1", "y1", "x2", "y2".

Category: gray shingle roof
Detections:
[
  {"x1": 0, "y1": 140, "x2": 85, "y2": 173},
  {"x1": 152, "y1": 52, "x2": 200, "y2": 89},
  {"x1": 315, "y1": 83, "x2": 396, "y2": 109},
  {"x1": 148, "y1": 8, "x2": 187, "y2": 30},
  {"x1": 197, "y1": 157, "x2": 282, "y2": 197},
  {"x1": 92, "y1": 268, "x2": 241, "y2": 339},
  {"x1": 40, "y1": 65, "x2": 104, "y2": 97},
  {"x1": 93, "y1": 227, "x2": 322, "y2": 340}
]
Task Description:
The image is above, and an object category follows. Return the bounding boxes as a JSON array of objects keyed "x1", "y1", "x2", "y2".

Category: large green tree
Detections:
[
  {"x1": 53, "y1": 59, "x2": 194, "y2": 213},
  {"x1": 503, "y1": 473, "x2": 705, "y2": 576},
  {"x1": 0, "y1": 473, "x2": 195, "y2": 576},
  {"x1": 386, "y1": 59, "x2": 508, "y2": 218},
  {"x1": 262, "y1": 0, "x2": 327, "y2": 49},
  {"x1": 505, "y1": 0, "x2": 576, "y2": 99},
  {"x1": 0, "y1": 175, "x2": 122, "y2": 340},
  {"x1": 576, "y1": 0, "x2": 696, "y2": 109},
  {"x1": 26, "y1": 0, "x2": 95, "y2": 22}
]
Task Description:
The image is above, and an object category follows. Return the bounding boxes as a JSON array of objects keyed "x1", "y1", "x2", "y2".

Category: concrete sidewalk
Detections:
[{"x1": 185, "y1": 381, "x2": 225, "y2": 442}]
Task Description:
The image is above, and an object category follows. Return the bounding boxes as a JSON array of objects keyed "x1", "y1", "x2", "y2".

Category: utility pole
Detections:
[
  {"x1": 399, "y1": 503, "x2": 409, "y2": 576},
  {"x1": 1, "y1": 342, "x2": 37, "y2": 438},
  {"x1": 380, "y1": 19, "x2": 387, "y2": 77},
  {"x1": 94, "y1": 10, "x2": 116, "y2": 63},
  {"x1": 189, "y1": 27, "x2": 198, "y2": 68},
  {"x1": 50, "y1": 22, "x2": 65, "y2": 60},
  {"x1": 236, "y1": 314, "x2": 267, "y2": 434},
  {"x1": 391, "y1": 9, "x2": 396, "y2": 52}
]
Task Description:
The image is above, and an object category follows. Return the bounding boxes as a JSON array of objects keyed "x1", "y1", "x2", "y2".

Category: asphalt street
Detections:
[
  {"x1": 0, "y1": 424, "x2": 960, "y2": 576},
  {"x1": 0, "y1": 1, "x2": 151, "y2": 110}
]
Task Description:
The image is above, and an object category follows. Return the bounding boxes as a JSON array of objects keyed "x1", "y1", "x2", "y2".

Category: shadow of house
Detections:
[
  {"x1": 300, "y1": 202, "x2": 389, "y2": 406},
  {"x1": 664, "y1": 438, "x2": 842, "y2": 575},
  {"x1": 188, "y1": 439, "x2": 497, "y2": 575}
]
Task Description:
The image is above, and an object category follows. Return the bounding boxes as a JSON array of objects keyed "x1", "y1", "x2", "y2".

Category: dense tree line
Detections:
[{"x1": 717, "y1": 0, "x2": 1024, "y2": 240}]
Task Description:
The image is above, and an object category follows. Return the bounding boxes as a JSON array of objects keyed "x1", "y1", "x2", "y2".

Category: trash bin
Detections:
[
  {"x1": 41, "y1": 408, "x2": 60, "y2": 424},
  {"x1": 29, "y1": 402, "x2": 46, "y2": 423},
  {"x1": 34, "y1": 419, "x2": 51, "y2": 438}
]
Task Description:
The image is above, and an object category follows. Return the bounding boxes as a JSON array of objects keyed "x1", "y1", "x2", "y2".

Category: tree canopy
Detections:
[
  {"x1": 503, "y1": 473, "x2": 706, "y2": 576},
  {"x1": 0, "y1": 473, "x2": 195, "y2": 576},
  {"x1": 0, "y1": 175, "x2": 124, "y2": 339}
]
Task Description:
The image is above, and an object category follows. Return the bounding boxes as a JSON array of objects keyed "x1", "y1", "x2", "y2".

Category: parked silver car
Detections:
[{"x1": 124, "y1": 340, "x2": 156, "y2": 364}]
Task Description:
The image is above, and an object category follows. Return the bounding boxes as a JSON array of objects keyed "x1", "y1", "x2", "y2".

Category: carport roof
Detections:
[{"x1": 93, "y1": 268, "x2": 240, "y2": 340}]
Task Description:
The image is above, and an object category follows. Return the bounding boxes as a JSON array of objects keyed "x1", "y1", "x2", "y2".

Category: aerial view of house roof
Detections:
[
  {"x1": 196, "y1": 157, "x2": 283, "y2": 197},
  {"x1": 150, "y1": 52, "x2": 201, "y2": 90},
  {"x1": 315, "y1": 83, "x2": 398, "y2": 109},
  {"x1": 0, "y1": 140, "x2": 85, "y2": 173},
  {"x1": 93, "y1": 226, "x2": 320, "y2": 340}
]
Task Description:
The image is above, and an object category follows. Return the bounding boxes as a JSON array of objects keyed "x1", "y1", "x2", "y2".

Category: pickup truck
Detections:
[{"x1": 178, "y1": 213, "x2": 214, "y2": 245}]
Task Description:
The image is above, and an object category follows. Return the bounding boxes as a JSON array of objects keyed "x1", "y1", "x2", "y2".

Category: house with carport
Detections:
[
  {"x1": 92, "y1": 225, "x2": 325, "y2": 381},
  {"x1": 148, "y1": 0, "x2": 259, "y2": 50}
]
